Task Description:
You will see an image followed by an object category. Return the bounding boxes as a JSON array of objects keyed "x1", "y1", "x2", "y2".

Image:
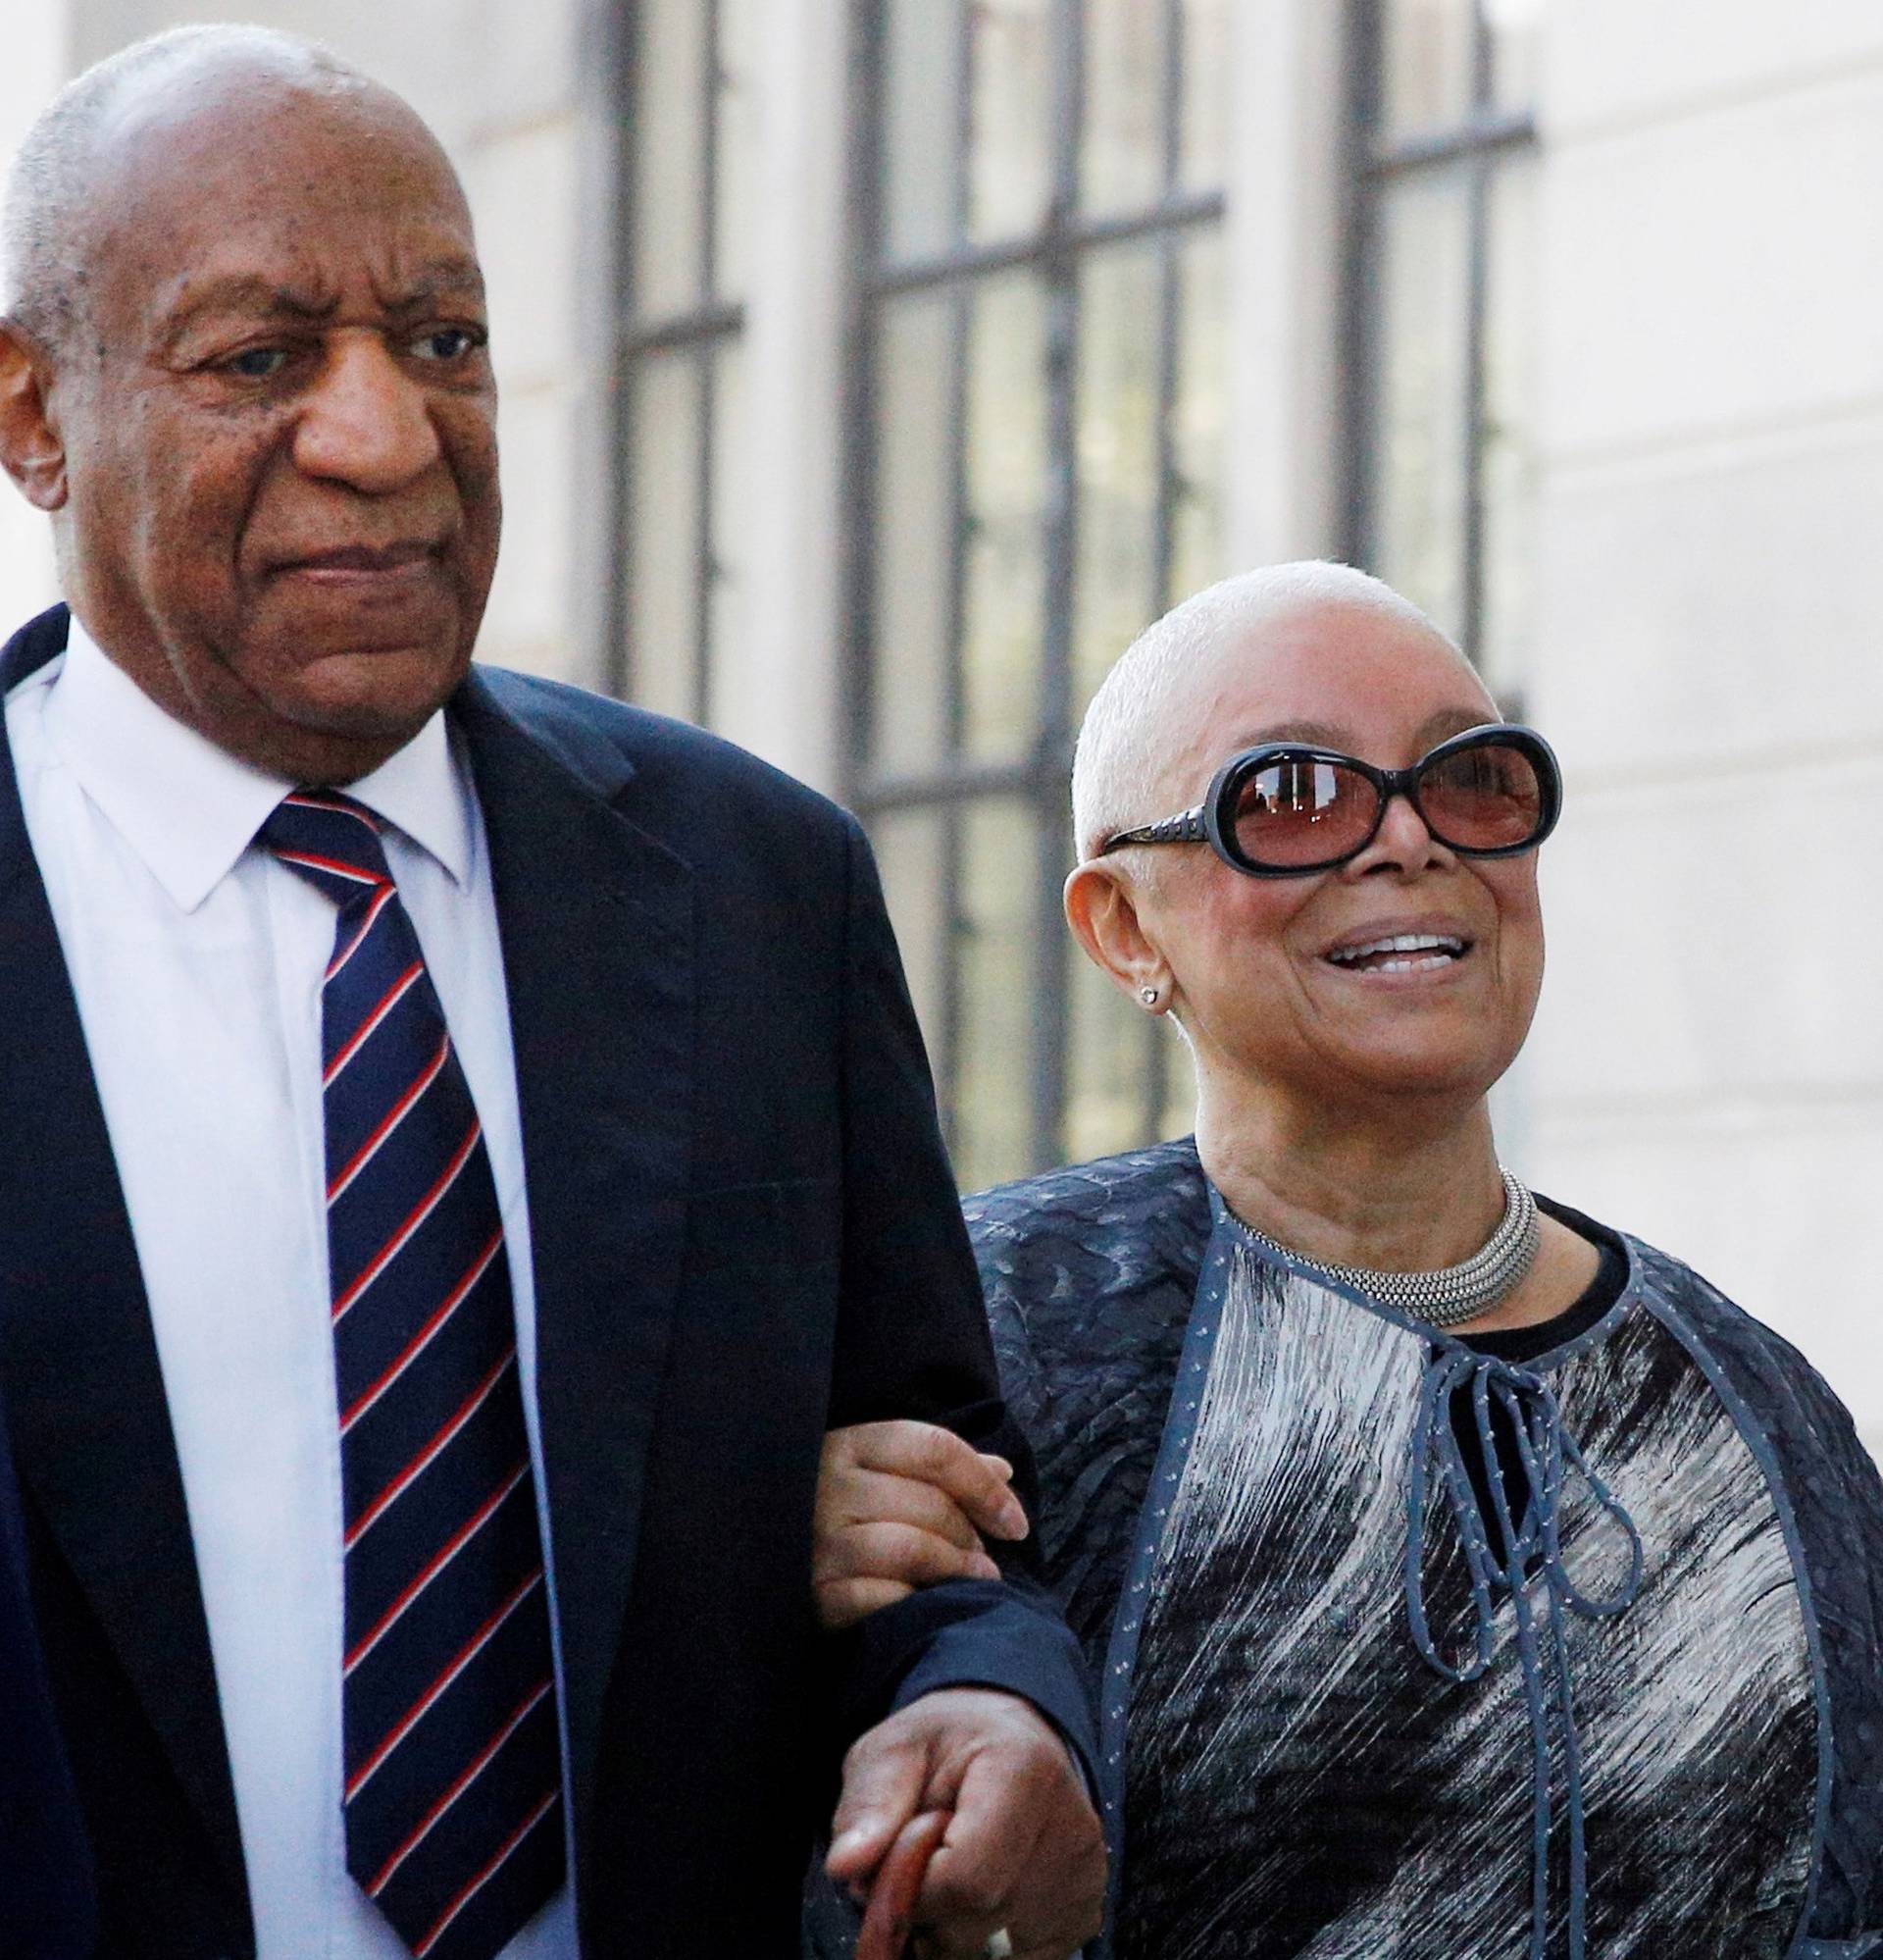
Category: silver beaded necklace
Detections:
[{"x1": 1238, "y1": 1167, "x2": 1541, "y2": 1328}]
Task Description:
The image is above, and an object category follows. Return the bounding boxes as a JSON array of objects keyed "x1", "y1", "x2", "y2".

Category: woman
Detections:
[{"x1": 813, "y1": 564, "x2": 1883, "y2": 1959}]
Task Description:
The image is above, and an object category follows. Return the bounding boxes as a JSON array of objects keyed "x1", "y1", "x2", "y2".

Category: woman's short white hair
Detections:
[{"x1": 1069, "y1": 561, "x2": 1450, "y2": 861}]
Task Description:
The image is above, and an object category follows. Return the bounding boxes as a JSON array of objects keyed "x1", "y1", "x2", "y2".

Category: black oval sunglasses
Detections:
[{"x1": 1096, "y1": 722, "x2": 1563, "y2": 877}]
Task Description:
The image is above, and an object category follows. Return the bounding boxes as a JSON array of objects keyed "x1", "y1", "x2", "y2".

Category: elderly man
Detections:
[
  {"x1": 813, "y1": 564, "x2": 1883, "y2": 1957},
  {"x1": 0, "y1": 26, "x2": 1101, "y2": 1960}
]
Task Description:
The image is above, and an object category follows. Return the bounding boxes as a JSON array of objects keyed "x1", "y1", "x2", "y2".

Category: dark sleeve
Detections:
[
  {"x1": 0, "y1": 1410, "x2": 95, "y2": 1960},
  {"x1": 1723, "y1": 1339, "x2": 1883, "y2": 1938},
  {"x1": 821, "y1": 817, "x2": 1096, "y2": 1773},
  {"x1": 1647, "y1": 1245, "x2": 1883, "y2": 1942}
]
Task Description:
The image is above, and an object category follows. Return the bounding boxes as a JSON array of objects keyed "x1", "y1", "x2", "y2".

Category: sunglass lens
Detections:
[
  {"x1": 1418, "y1": 740, "x2": 1546, "y2": 850},
  {"x1": 1231, "y1": 756, "x2": 1378, "y2": 868}
]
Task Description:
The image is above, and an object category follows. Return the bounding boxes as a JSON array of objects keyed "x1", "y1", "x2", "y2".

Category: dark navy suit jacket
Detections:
[
  {"x1": 0, "y1": 1395, "x2": 93, "y2": 1960},
  {"x1": 0, "y1": 604, "x2": 1093, "y2": 1958}
]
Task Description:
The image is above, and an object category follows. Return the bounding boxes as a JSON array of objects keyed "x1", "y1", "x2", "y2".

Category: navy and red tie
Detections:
[{"x1": 264, "y1": 791, "x2": 563, "y2": 1960}]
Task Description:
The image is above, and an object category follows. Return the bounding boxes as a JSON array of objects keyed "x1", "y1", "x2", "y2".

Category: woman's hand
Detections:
[{"x1": 814, "y1": 1421, "x2": 1031, "y2": 1629}]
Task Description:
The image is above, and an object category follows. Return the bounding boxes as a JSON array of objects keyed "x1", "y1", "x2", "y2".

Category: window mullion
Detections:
[
  {"x1": 1145, "y1": 0, "x2": 1187, "y2": 1140},
  {"x1": 1339, "y1": 0, "x2": 1385, "y2": 566},
  {"x1": 1029, "y1": 0, "x2": 1087, "y2": 1173},
  {"x1": 931, "y1": 0, "x2": 976, "y2": 1149}
]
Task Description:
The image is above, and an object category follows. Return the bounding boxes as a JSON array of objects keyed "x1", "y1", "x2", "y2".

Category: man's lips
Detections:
[{"x1": 271, "y1": 541, "x2": 443, "y2": 579}]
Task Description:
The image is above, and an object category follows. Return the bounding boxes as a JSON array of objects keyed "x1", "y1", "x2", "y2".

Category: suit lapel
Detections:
[
  {"x1": 0, "y1": 606, "x2": 248, "y2": 1901},
  {"x1": 453, "y1": 671, "x2": 695, "y2": 1853}
]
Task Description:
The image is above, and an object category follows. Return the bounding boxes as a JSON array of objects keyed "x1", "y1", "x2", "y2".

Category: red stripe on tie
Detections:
[
  {"x1": 345, "y1": 1561, "x2": 545, "y2": 1798},
  {"x1": 331, "y1": 1124, "x2": 484, "y2": 1324},
  {"x1": 344, "y1": 1466, "x2": 532, "y2": 1675},
  {"x1": 345, "y1": 1346, "x2": 516, "y2": 1540},
  {"x1": 328, "y1": 883, "x2": 398, "y2": 982},
  {"x1": 339, "y1": 1229, "x2": 504, "y2": 1437},
  {"x1": 412, "y1": 1788, "x2": 562, "y2": 1957},
  {"x1": 276, "y1": 848, "x2": 384, "y2": 889},
  {"x1": 325, "y1": 961, "x2": 426, "y2": 1086},
  {"x1": 330, "y1": 1033, "x2": 453, "y2": 1203},
  {"x1": 284, "y1": 792, "x2": 381, "y2": 831},
  {"x1": 367, "y1": 1677, "x2": 556, "y2": 1896}
]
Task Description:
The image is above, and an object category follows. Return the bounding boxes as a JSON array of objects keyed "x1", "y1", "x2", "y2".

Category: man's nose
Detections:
[{"x1": 291, "y1": 335, "x2": 442, "y2": 491}]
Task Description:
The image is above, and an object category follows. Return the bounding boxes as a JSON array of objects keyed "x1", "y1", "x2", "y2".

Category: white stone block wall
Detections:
[
  {"x1": 1523, "y1": 0, "x2": 1883, "y2": 1448},
  {"x1": 12, "y1": 0, "x2": 1883, "y2": 1461}
]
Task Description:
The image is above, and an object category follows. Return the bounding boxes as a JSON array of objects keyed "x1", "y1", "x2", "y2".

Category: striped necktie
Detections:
[{"x1": 263, "y1": 791, "x2": 563, "y2": 1960}]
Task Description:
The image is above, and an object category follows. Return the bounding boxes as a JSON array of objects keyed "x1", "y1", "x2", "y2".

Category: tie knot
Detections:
[{"x1": 262, "y1": 791, "x2": 394, "y2": 906}]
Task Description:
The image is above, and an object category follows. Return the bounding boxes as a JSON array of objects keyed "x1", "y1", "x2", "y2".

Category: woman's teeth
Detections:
[{"x1": 1326, "y1": 933, "x2": 1466, "y2": 973}]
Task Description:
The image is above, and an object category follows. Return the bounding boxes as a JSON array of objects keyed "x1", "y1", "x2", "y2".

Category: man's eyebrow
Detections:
[
  {"x1": 377, "y1": 260, "x2": 488, "y2": 311},
  {"x1": 156, "y1": 260, "x2": 486, "y2": 347},
  {"x1": 157, "y1": 277, "x2": 340, "y2": 345}
]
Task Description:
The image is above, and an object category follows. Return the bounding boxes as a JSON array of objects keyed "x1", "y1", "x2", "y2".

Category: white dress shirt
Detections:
[{"x1": 6, "y1": 619, "x2": 576, "y2": 1960}]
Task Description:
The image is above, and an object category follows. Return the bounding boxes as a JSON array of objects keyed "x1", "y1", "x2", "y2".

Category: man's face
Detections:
[{"x1": 40, "y1": 76, "x2": 498, "y2": 782}]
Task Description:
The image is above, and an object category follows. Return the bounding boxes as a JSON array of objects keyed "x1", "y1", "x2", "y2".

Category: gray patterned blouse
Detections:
[{"x1": 970, "y1": 1139, "x2": 1883, "y2": 1960}]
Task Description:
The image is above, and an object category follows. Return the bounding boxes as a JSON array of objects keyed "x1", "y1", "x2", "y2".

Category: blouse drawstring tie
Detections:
[{"x1": 1404, "y1": 1345, "x2": 1645, "y2": 1960}]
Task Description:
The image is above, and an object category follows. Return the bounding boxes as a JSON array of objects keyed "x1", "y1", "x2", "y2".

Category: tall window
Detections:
[
  {"x1": 612, "y1": 0, "x2": 755, "y2": 726},
  {"x1": 847, "y1": 0, "x2": 1229, "y2": 1193},
  {"x1": 1346, "y1": 0, "x2": 1541, "y2": 696}
]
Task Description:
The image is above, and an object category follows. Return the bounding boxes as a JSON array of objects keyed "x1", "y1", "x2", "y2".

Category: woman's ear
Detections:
[
  {"x1": 1065, "y1": 859, "x2": 1174, "y2": 1013},
  {"x1": 0, "y1": 321, "x2": 70, "y2": 512}
]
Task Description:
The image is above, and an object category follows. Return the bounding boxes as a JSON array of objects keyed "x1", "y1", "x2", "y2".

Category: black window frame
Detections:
[
  {"x1": 1340, "y1": 0, "x2": 1538, "y2": 671},
  {"x1": 607, "y1": 0, "x2": 748, "y2": 726},
  {"x1": 841, "y1": 0, "x2": 1226, "y2": 1178}
]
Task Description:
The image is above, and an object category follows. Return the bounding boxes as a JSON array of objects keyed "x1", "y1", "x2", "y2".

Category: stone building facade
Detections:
[{"x1": 4, "y1": 0, "x2": 1883, "y2": 1451}]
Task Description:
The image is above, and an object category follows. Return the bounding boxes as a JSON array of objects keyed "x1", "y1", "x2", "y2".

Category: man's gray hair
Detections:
[
  {"x1": 2, "y1": 24, "x2": 357, "y2": 350},
  {"x1": 1069, "y1": 561, "x2": 1450, "y2": 861}
]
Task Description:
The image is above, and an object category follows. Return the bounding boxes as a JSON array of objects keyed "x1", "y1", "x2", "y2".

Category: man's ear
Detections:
[
  {"x1": 1064, "y1": 859, "x2": 1173, "y2": 1007},
  {"x1": 0, "y1": 320, "x2": 69, "y2": 511}
]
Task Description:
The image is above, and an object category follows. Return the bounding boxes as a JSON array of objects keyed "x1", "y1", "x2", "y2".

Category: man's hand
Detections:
[
  {"x1": 815, "y1": 1421, "x2": 1030, "y2": 1629},
  {"x1": 828, "y1": 1687, "x2": 1106, "y2": 1959}
]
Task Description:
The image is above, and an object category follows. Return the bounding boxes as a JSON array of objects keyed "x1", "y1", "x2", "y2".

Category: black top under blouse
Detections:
[{"x1": 1450, "y1": 1195, "x2": 1632, "y2": 1573}]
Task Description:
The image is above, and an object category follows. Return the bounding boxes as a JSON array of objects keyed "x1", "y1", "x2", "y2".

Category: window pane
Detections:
[
  {"x1": 1481, "y1": 155, "x2": 1540, "y2": 699},
  {"x1": 883, "y1": 0, "x2": 964, "y2": 261},
  {"x1": 1382, "y1": 0, "x2": 1475, "y2": 139},
  {"x1": 1067, "y1": 955, "x2": 1151, "y2": 1163},
  {"x1": 955, "y1": 799, "x2": 1038, "y2": 1190},
  {"x1": 632, "y1": 0, "x2": 709, "y2": 321},
  {"x1": 1180, "y1": 0, "x2": 1231, "y2": 192},
  {"x1": 703, "y1": 336, "x2": 747, "y2": 730},
  {"x1": 713, "y1": 0, "x2": 757, "y2": 302},
  {"x1": 870, "y1": 807, "x2": 952, "y2": 1099},
  {"x1": 1486, "y1": 0, "x2": 1545, "y2": 117},
  {"x1": 961, "y1": 274, "x2": 1048, "y2": 763},
  {"x1": 1171, "y1": 228, "x2": 1228, "y2": 607},
  {"x1": 1370, "y1": 165, "x2": 1472, "y2": 645},
  {"x1": 870, "y1": 291, "x2": 958, "y2": 776},
  {"x1": 1083, "y1": 0, "x2": 1166, "y2": 218},
  {"x1": 625, "y1": 350, "x2": 702, "y2": 720},
  {"x1": 968, "y1": 0, "x2": 1053, "y2": 244},
  {"x1": 1073, "y1": 244, "x2": 1163, "y2": 715}
]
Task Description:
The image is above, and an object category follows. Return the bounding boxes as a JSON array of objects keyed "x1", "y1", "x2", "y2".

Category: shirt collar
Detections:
[{"x1": 44, "y1": 616, "x2": 473, "y2": 913}]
